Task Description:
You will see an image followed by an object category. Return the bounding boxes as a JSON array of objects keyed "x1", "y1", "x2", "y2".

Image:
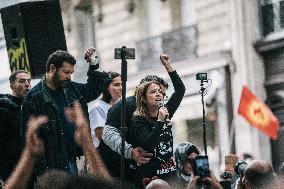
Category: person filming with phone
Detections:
[
  {"x1": 184, "y1": 152, "x2": 223, "y2": 189},
  {"x1": 186, "y1": 156, "x2": 223, "y2": 189}
]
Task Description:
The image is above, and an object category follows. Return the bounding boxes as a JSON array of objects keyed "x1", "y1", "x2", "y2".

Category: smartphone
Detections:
[{"x1": 194, "y1": 155, "x2": 210, "y2": 178}]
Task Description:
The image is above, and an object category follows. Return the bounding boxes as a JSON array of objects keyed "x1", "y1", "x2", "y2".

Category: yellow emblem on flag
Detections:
[{"x1": 247, "y1": 100, "x2": 269, "y2": 128}]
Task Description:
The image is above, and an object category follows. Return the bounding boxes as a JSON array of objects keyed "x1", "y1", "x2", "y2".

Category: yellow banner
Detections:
[{"x1": 7, "y1": 38, "x2": 30, "y2": 73}]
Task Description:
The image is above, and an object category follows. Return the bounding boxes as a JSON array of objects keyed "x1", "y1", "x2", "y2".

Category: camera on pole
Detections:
[
  {"x1": 114, "y1": 46, "x2": 135, "y2": 189},
  {"x1": 114, "y1": 48, "x2": 135, "y2": 59},
  {"x1": 196, "y1": 73, "x2": 207, "y2": 81},
  {"x1": 196, "y1": 72, "x2": 209, "y2": 156}
]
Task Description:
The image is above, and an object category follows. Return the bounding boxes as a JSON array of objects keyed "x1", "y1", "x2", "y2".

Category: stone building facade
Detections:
[
  {"x1": 0, "y1": 0, "x2": 283, "y2": 170},
  {"x1": 60, "y1": 0, "x2": 284, "y2": 169}
]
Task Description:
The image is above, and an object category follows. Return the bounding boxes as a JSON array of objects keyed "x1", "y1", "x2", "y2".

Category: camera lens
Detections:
[{"x1": 235, "y1": 161, "x2": 248, "y2": 175}]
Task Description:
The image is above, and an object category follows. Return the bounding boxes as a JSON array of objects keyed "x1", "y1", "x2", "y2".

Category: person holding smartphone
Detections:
[{"x1": 187, "y1": 174, "x2": 223, "y2": 189}]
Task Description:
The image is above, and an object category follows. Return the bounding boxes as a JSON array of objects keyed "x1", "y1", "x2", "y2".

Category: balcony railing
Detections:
[
  {"x1": 136, "y1": 25, "x2": 197, "y2": 70},
  {"x1": 135, "y1": 35, "x2": 162, "y2": 70}
]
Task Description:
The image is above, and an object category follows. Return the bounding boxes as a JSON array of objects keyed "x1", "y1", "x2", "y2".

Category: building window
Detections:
[{"x1": 261, "y1": 0, "x2": 284, "y2": 36}]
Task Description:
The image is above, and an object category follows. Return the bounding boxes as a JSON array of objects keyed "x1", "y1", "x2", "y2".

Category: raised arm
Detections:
[
  {"x1": 160, "y1": 54, "x2": 174, "y2": 73},
  {"x1": 160, "y1": 54, "x2": 186, "y2": 118},
  {"x1": 65, "y1": 102, "x2": 111, "y2": 180},
  {"x1": 4, "y1": 116, "x2": 48, "y2": 189},
  {"x1": 77, "y1": 48, "x2": 110, "y2": 103}
]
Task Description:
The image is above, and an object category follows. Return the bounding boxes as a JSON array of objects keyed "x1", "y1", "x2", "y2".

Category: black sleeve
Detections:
[
  {"x1": 78, "y1": 68, "x2": 110, "y2": 103},
  {"x1": 0, "y1": 97, "x2": 11, "y2": 133},
  {"x1": 20, "y1": 96, "x2": 36, "y2": 140},
  {"x1": 166, "y1": 71, "x2": 186, "y2": 118},
  {"x1": 0, "y1": 107, "x2": 8, "y2": 134},
  {"x1": 20, "y1": 94, "x2": 48, "y2": 176},
  {"x1": 0, "y1": 107, "x2": 8, "y2": 160},
  {"x1": 105, "y1": 96, "x2": 136, "y2": 131},
  {"x1": 132, "y1": 116, "x2": 164, "y2": 151}
]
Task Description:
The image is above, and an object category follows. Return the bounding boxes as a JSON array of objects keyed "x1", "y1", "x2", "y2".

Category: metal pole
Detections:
[
  {"x1": 120, "y1": 46, "x2": 127, "y2": 189},
  {"x1": 200, "y1": 81, "x2": 208, "y2": 155}
]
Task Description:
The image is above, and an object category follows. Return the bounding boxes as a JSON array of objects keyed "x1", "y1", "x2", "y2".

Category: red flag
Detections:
[{"x1": 238, "y1": 86, "x2": 279, "y2": 140}]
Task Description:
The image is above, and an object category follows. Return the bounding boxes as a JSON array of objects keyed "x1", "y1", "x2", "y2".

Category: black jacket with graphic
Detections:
[{"x1": 131, "y1": 70, "x2": 186, "y2": 182}]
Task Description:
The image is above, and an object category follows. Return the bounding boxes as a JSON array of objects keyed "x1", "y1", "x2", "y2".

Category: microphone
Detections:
[
  {"x1": 156, "y1": 101, "x2": 164, "y2": 108},
  {"x1": 156, "y1": 101, "x2": 170, "y2": 123}
]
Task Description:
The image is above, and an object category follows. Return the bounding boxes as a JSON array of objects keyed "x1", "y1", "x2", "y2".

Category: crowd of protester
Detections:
[{"x1": 0, "y1": 48, "x2": 283, "y2": 189}]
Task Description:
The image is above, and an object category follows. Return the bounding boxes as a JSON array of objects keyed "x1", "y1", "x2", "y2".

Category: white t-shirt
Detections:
[{"x1": 89, "y1": 99, "x2": 111, "y2": 147}]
